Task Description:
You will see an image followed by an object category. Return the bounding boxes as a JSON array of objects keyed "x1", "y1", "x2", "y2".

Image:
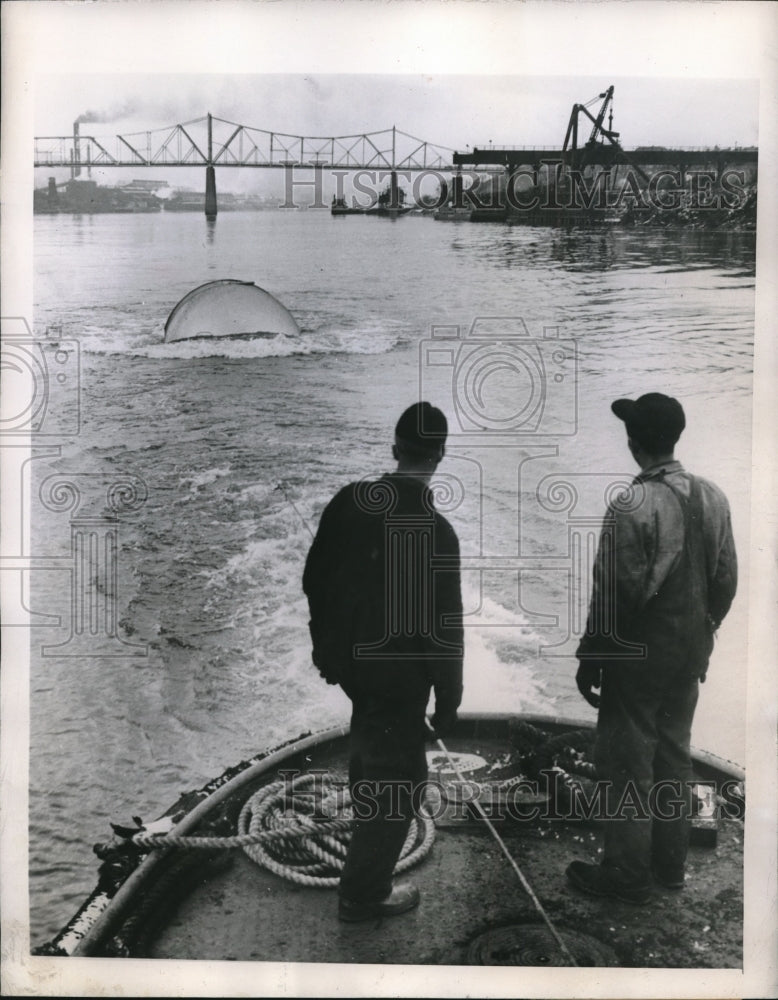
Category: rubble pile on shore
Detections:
[{"x1": 621, "y1": 183, "x2": 757, "y2": 231}]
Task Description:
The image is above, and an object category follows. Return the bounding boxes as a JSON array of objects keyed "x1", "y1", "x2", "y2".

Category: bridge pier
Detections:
[
  {"x1": 452, "y1": 171, "x2": 465, "y2": 208},
  {"x1": 205, "y1": 165, "x2": 217, "y2": 217},
  {"x1": 204, "y1": 114, "x2": 217, "y2": 217},
  {"x1": 388, "y1": 170, "x2": 397, "y2": 209}
]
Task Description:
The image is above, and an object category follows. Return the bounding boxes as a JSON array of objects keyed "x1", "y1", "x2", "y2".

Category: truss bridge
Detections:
[{"x1": 35, "y1": 114, "x2": 455, "y2": 172}]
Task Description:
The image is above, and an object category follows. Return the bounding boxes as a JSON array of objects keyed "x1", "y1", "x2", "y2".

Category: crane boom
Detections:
[{"x1": 561, "y1": 85, "x2": 649, "y2": 183}]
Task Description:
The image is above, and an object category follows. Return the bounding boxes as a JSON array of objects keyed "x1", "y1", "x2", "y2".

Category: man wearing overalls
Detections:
[{"x1": 570, "y1": 393, "x2": 738, "y2": 903}]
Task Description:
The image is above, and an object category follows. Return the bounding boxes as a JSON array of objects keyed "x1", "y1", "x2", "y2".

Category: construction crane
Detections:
[{"x1": 562, "y1": 86, "x2": 649, "y2": 182}]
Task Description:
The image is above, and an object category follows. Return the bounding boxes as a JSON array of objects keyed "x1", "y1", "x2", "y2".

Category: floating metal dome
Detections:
[{"x1": 164, "y1": 279, "x2": 299, "y2": 342}]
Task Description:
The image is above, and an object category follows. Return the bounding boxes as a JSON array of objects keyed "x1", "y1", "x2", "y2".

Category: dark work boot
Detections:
[
  {"x1": 566, "y1": 861, "x2": 651, "y2": 905},
  {"x1": 652, "y1": 863, "x2": 685, "y2": 889},
  {"x1": 338, "y1": 882, "x2": 420, "y2": 923}
]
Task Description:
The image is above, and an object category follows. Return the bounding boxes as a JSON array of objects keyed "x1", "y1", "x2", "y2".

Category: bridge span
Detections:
[{"x1": 34, "y1": 115, "x2": 456, "y2": 173}]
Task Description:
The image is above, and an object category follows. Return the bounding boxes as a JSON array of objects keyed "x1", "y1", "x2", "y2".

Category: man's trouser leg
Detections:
[
  {"x1": 339, "y1": 698, "x2": 427, "y2": 904},
  {"x1": 596, "y1": 664, "x2": 699, "y2": 887},
  {"x1": 651, "y1": 675, "x2": 699, "y2": 874},
  {"x1": 595, "y1": 664, "x2": 661, "y2": 888}
]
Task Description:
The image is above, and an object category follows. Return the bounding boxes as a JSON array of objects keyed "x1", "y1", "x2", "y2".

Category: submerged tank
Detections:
[{"x1": 164, "y1": 279, "x2": 299, "y2": 342}]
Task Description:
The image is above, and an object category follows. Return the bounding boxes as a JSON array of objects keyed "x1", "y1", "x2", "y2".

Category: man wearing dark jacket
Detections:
[
  {"x1": 569, "y1": 393, "x2": 737, "y2": 904},
  {"x1": 303, "y1": 402, "x2": 464, "y2": 922}
]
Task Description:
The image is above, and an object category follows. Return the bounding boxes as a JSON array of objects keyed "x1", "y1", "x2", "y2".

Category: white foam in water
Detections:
[
  {"x1": 178, "y1": 465, "x2": 232, "y2": 492},
  {"x1": 207, "y1": 532, "x2": 302, "y2": 595},
  {"x1": 206, "y1": 518, "x2": 553, "y2": 733},
  {"x1": 137, "y1": 333, "x2": 310, "y2": 360},
  {"x1": 202, "y1": 523, "x2": 353, "y2": 738},
  {"x1": 236, "y1": 482, "x2": 282, "y2": 504},
  {"x1": 458, "y1": 583, "x2": 554, "y2": 715},
  {"x1": 78, "y1": 320, "x2": 402, "y2": 359}
]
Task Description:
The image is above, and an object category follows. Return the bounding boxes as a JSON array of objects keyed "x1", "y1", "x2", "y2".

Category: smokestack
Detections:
[{"x1": 73, "y1": 121, "x2": 81, "y2": 178}]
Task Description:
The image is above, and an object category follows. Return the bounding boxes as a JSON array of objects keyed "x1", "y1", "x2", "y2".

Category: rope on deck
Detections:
[
  {"x1": 425, "y1": 719, "x2": 580, "y2": 968},
  {"x1": 131, "y1": 771, "x2": 435, "y2": 887}
]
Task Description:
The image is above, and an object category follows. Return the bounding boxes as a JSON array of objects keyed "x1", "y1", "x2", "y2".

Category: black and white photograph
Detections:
[{"x1": 2, "y1": 2, "x2": 776, "y2": 997}]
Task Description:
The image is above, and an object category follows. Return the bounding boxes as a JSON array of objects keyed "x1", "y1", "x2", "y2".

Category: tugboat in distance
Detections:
[
  {"x1": 330, "y1": 196, "x2": 363, "y2": 216},
  {"x1": 368, "y1": 182, "x2": 412, "y2": 217},
  {"x1": 331, "y1": 182, "x2": 412, "y2": 217}
]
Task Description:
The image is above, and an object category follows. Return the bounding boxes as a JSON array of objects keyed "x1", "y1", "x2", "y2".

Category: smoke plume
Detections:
[{"x1": 75, "y1": 102, "x2": 138, "y2": 126}]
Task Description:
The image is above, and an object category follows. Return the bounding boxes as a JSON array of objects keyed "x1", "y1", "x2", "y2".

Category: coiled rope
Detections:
[{"x1": 131, "y1": 772, "x2": 435, "y2": 888}]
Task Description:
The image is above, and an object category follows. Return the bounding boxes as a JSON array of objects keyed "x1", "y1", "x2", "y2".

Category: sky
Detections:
[{"x1": 36, "y1": 73, "x2": 760, "y2": 150}]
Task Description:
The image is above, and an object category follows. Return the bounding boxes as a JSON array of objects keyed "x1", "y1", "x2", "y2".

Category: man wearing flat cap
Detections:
[
  {"x1": 304, "y1": 401, "x2": 464, "y2": 922},
  {"x1": 568, "y1": 393, "x2": 737, "y2": 904}
]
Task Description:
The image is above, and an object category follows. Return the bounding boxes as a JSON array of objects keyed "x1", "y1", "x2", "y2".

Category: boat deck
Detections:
[{"x1": 143, "y1": 729, "x2": 743, "y2": 968}]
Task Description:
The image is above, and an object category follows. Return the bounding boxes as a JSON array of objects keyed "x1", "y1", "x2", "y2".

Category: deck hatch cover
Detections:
[{"x1": 466, "y1": 923, "x2": 618, "y2": 966}]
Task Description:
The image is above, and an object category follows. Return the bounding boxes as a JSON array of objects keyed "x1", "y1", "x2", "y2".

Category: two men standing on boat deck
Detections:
[
  {"x1": 303, "y1": 402, "x2": 464, "y2": 922},
  {"x1": 303, "y1": 392, "x2": 737, "y2": 915},
  {"x1": 569, "y1": 393, "x2": 737, "y2": 904}
]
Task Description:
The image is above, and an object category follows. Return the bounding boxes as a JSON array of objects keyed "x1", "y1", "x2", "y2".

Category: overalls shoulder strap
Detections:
[
  {"x1": 652, "y1": 472, "x2": 715, "y2": 677},
  {"x1": 654, "y1": 472, "x2": 709, "y2": 597}
]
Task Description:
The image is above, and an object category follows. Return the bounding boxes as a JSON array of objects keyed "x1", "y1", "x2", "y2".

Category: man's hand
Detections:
[
  {"x1": 576, "y1": 661, "x2": 602, "y2": 709},
  {"x1": 429, "y1": 707, "x2": 458, "y2": 739}
]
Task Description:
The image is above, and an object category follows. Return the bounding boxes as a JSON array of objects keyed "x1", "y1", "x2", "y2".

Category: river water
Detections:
[{"x1": 28, "y1": 209, "x2": 754, "y2": 945}]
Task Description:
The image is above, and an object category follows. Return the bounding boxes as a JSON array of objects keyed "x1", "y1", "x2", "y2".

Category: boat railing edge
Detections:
[
  {"x1": 71, "y1": 724, "x2": 350, "y2": 956},
  {"x1": 67, "y1": 713, "x2": 743, "y2": 956}
]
